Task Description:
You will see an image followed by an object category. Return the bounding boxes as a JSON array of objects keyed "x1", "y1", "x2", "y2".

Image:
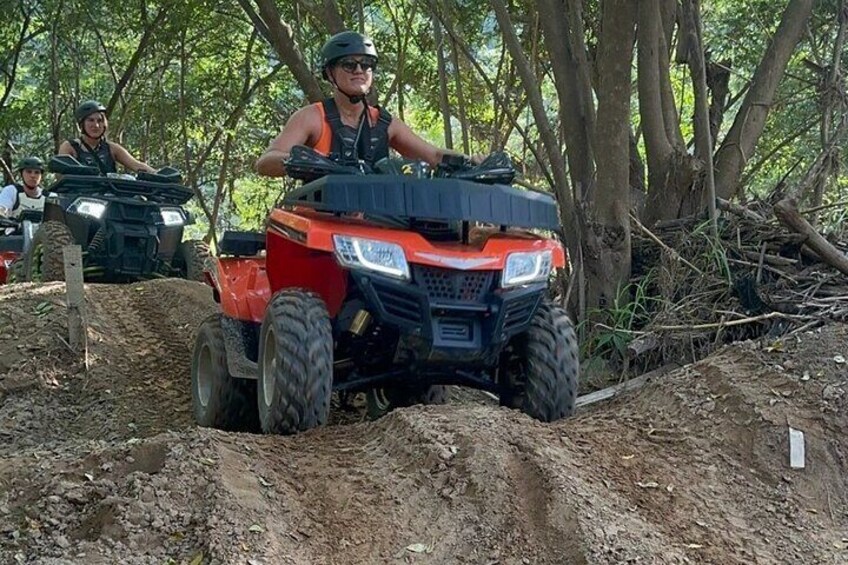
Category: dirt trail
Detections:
[{"x1": 1, "y1": 280, "x2": 847, "y2": 564}]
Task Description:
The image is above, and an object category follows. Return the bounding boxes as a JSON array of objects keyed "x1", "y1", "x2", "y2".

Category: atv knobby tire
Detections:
[
  {"x1": 366, "y1": 384, "x2": 448, "y2": 420},
  {"x1": 191, "y1": 315, "x2": 258, "y2": 431},
  {"x1": 7, "y1": 259, "x2": 26, "y2": 283},
  {"x1": 502, "y1": 301, "x2": 579, "y2": 422},
  {"x1": 258, "y1": 290, "x2": 333, "y2": 434},
  {"x1": 179, "y1": 239, "x2": 210, "y2": 282},
  {"x1": 25, "y1": 221, "x2": 74, "y2": 282}
]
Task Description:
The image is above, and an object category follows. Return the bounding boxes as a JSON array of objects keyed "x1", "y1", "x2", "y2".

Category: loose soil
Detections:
[{"x1": 1, "y1": 279, "x2": 846, "y2": 564}]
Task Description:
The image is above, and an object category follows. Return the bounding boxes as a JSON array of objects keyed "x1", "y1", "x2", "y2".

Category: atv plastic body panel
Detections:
[{"x1": 284, "y1": 174, "x2": 560, "y2": 231}]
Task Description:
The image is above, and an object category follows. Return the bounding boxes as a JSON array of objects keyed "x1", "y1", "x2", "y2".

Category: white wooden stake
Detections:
[{"x1": 63, "y1": 245, "x2": 86, "y2": 355}]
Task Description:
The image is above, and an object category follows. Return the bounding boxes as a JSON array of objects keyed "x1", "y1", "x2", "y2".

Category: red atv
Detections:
[
  {"x1": 0, "y1": 210, "x2": 41, "y2": 284},
  {"x1": 192, "y1": 146, "x2": 579, "y2": 434}
]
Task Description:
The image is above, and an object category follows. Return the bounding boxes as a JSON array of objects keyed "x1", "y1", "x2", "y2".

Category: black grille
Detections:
[
  {"x1": 503, "y1": 293, "x2": 540, "y2": 331},
  {"x1": 373, "y1": 284, "x2": 423, "y2": 323},
  {"x1": 413, "y1": 266, "x2": 494, "y2": 302},
  {"x1": 438, "y1": 320, "x2": 472, "y2": 342},
  {"x1": 110, "y1": 202, "x2": 150, "y2": 222}
]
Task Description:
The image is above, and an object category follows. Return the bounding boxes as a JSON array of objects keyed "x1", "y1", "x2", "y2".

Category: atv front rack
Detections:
[
  {"x1": 49, "y1": 175, "x2": 193, "y2": 205},
  {"x1": 282, "y1": 175, "x2": 560, "y2": 231}
]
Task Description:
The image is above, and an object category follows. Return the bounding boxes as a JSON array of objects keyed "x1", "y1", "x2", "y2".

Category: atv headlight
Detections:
[
  {"x1": 69, "y1": 197, "x2": 107, "y2": 219},
  {"x1": 333, "y1": 235, "x2": 410, "y2": 280},
  {"x1": 160, "y1": 208, "x2": 185, "y2": 226},
  {"x1": 502, "y1": 250, "x2": 553, "y2": 287}
]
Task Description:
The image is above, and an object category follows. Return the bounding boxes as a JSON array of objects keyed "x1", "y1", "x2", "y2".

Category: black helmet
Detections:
[
  {"x1": 75, "y1": 100, "x2": 107, "y2": 123},
  {"x1": 16, "y1": 156, "x2": 44, "y2": 173},
  {"x1": 319, "y1": 31, "x2": 378, "y2": 79}
]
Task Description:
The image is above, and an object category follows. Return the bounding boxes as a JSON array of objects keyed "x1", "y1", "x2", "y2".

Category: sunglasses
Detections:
[{"x1": 337, "y1": 59, "x2": 376, "y2": 73}]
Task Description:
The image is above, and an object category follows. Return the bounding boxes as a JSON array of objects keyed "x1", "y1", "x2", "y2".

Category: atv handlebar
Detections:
[{"x1": 284, "y1": 145, "x2": 516, "y2": 185}]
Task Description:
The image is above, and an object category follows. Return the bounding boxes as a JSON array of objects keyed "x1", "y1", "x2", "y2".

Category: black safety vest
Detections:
[
  {"x1": 69, "y1": 138, "x2": 117, "y2": 175},
  {"x1": 322, "y1": 98, "x2": 391, "y2": 168}
]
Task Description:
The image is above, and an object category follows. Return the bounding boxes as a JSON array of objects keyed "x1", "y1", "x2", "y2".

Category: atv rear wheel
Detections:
[
  {"x1": 25, "y1": 221, "x2": 74, "y2": 282},
  {"x1": 191, "y1": 315, "x2": 258, "y2": 431},
  {"x1": 179, "y1": 239, "x2": 210, "y2": 282},
  {"x1": 257, "y1": 290, "x2": 333, "y2": 434},
  {"x1": 501, "y1": 301, "x2": 579, "y2": 422},
  {"x1": 366, "y1": 384, "x2": 448, "y2": 420}
]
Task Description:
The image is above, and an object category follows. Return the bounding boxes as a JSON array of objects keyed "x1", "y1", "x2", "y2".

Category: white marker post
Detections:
[{"x1": 63, "y1": 245, "x2": 86, "y2": 354}]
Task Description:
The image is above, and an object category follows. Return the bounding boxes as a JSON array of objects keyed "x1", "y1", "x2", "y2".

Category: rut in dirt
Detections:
[
  {"x1": 1, "y1": 280, "x2": 847, "y2": 565},
  {"x1": 0, "y1": 279, "x2": 217, "y2": 454}
]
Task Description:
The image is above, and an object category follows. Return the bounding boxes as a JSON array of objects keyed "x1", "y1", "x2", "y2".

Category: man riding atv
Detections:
[
  {"x1": 0, "y1": 157, "x2": 45, "y2": 282},
  {"x1": 0, "y1": 157, "x2": 46, "y2": 222},
  {"x1": 58, "y1": 100, "x2": 155, "y2": 175},
  {"x1": 256, "y1": 30, "x2": 479, "y2": 176}
]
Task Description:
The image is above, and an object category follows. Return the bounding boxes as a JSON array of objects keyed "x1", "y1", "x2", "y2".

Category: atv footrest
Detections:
[{"x1": 219, "y1": 231, "x2": 266, "y2": 257}]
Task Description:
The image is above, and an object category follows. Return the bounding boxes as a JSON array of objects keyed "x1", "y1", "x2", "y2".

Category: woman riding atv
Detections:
[
  {"x1": 256, "y1": 31, "x2": 478, "y2": 177},
  {"x1": 58, "y1": 100, "x2": 155, "y2": 175},
  {"x1": 0, "y1": 156, "x2": 46, "y2": 220}
]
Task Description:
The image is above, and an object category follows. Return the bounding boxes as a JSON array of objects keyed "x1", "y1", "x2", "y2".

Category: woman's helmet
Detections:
[
  {"x1": 75, "y1": 100, "x2": 107, "y2": 124},
  {"x1": 319, "y1": 31, "x2": 378, "y2": 80}
]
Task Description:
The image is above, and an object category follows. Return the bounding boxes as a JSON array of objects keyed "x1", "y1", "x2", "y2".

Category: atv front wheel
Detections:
[
  {"x1": 501, "y1": 301, "x2": 579, "y2": 422},
  {"x1": 179, "y1": 239, "x2": 210, "y2": 282},
  {"x1": 25, "y1": 221, "x2": 74, "y2": 282},
  {"x1": 257, "y1": 290, "x2": 333, "y2": 434},
  {"x1": 366, "y1": 384, "x2": 448, "y2": 420},
  {"x1": 191, "y1": 315, "x2": 258, "y2": 431},
  {"x1": 7, "y1": 260, "x2": 26, "y2": 283}
]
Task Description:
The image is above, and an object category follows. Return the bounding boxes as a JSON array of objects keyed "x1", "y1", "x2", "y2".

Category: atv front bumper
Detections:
[{"x1": 351, "y1": 266, "x2": 544, "y2": 366}]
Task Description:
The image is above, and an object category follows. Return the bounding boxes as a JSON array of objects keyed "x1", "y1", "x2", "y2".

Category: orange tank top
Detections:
[{"x1": 311, "y1": 101, "x2": 382, "y2": 156}]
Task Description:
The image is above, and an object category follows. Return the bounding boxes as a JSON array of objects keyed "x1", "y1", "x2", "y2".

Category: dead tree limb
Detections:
[
  {"x1": 774, "y1": 198, "x2": 848, "y2": 276},
  {"x1": 630, "y1": 212, "x2": 704, "y2": 275},
  {"x1": 716, "y1": 197, "x2": 766, "y2": 222}
]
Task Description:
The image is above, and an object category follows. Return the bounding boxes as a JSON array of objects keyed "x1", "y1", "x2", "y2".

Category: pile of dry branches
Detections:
[{"x1": 626, "y1": 197, "x2": 848, "y2": 368}]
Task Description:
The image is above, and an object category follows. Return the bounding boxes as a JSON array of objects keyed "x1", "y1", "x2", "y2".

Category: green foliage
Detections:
[{"x1": 581, "y1": 274, "x2": 658, "y2": 364}]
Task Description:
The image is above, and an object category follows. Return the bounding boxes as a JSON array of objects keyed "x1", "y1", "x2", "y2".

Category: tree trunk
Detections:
[
  {"x1": 0, "y1": 4, "x2": 37, "y2": 111},
  {"x1": 537, "y1": 0, "x2": 595, "y2": 199},
  {"x1": 713, "y1": 0, "x2": 815, "y2": 199},
  {"x1": 706, "y1": 58, "x2": 731, "y2": 148},
  {"x1": 584, "y1": 0, "x2": 636, "y2": 312},
  {"x1": 681, "y1": 0, "x2": 717, "y2": 233},
  {"x1": 241, "y1": 0, "x2": 323, "y2": 102},
  {"x1": 432, "y1": 13, "x2": 453, "y2": 149},
  {"x1": 322, "y1": 0, "x2": 345, "y2": 33},
  {"x1": 449, "y1": 35, "x2": 470, "y2": 154},
  {"x1": 638, "y1": 0, "x2": 699, "y2": 225},
  {"x1": 106, "y1": 7, "x2": 170, "y2": 116},
  {"x1": 490, "y1": 0, "x2": 574, "y2": 242}
]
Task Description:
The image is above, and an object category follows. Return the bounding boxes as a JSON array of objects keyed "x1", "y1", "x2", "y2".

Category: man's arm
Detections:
[
  {"x1": 111, "y1": 143, "x2": 155, "y2": 173},
  {"x1": 0, "y1": 185, "x2": 17, "y2": 216},
  {"x1": 255, "y1": 106, "x2": 321, "y2": 177}
]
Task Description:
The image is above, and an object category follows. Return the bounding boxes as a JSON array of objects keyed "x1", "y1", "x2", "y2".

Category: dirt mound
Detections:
[
  {"x1": 1, "y1": 280, "x2": 847, "y2": 564},
  {"x1": 0, "y1": 279, "x2": 216, "y2": 454}
]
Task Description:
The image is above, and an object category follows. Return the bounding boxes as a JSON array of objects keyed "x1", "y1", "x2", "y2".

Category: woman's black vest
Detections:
[
  {"x1": 69, "y1": 138, "x2": 117, "y2": 175},
  {"x1": 322, "y1": 98, "x2": 391, "y2": 167}
]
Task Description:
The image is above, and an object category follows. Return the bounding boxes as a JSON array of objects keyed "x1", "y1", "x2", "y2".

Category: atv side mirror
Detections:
[{"x1": 48, "y1": 155, "x2": 100, "y2": 176}]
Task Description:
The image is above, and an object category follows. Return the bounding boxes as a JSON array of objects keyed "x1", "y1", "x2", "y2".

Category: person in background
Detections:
[
  {"x1": 58, "y1": 100, "x2": 155, "y2": 175},
  {"x1": 0, "y1": 157, "x2": 46, "y2": 218}
]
